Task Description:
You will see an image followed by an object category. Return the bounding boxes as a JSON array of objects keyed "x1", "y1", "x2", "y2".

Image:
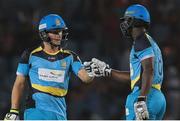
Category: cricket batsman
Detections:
[
  {"x1": 84, "y1": 4, "x2": 166, "y2": 120},
  {"x1": 4, "y1": 14, "x2": 96, "y2": 120}
]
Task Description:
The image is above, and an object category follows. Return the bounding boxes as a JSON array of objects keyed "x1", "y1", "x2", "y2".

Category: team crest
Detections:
[
  {"x1": 61, "y1": 60, "x2": 67, "y2": 69},
  {"x1": 55, "y1": 19, "x2": 61, "y2": 26}
]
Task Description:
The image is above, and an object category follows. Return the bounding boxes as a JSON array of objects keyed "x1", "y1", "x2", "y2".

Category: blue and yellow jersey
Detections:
[
  {"x1": 130, "y1": 33, "x2": 163, "y2": 91},
  {"x1": 16, "y1": 46, "x2": 83, "y2": 116}
]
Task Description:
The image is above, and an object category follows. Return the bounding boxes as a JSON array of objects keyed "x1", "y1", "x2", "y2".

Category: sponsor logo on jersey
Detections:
[
  {"x1": 38, "y1": 68, "x2": 65, "y2": 83},
  {"x1": 48, "y1": 56, "x2": 56, "y2": 61}
]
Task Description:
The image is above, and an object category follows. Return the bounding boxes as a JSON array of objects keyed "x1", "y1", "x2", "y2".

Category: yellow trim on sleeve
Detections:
[
  {"x1": 32, "y1": 84, "x2": 67, "y2": 96},
  {"x1": 131, "y1": 74, "x2": 140, "y2": 90}
]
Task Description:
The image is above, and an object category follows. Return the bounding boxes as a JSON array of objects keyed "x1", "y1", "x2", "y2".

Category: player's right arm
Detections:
[
  {"x1": 4, "y1": 75, "x2": 26, "y2": 120},
  {"x1": 84, "y1": 58, "x2": 130, "y2": 83},
  {"x1": 111, "y1": 69, "x2": 130, "y2": 82},
  {"x1": 4, "y1": 49, "x2": 30, "y2": 120},
  {"x1": 11, "y1": 75, "x2": 26, "y2": 110}
]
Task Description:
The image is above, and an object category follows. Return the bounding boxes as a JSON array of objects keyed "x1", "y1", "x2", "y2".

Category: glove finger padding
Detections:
[
  {"x1": 4, "y1": 113, "x2": 19, "y2": 120},
  {"x1": 134, "y1": 101, "x2": 149, "y2": 120},
  {"x1": 83, "y1": 61, "x2": 92, "y2": 66},
  {"x1": 83, "y1": 61, "x2": 104, "y2": 77},
  {"x1": 92, "y1": 58, "x2": 106, "y2": 67},
  {"x1": 83, "y1": 61, "x2": 93, "y2": 77},
  {"x1": 91, "y1": 58, "x2": 111, "y2": 77},
  {"x1": 93, "y1": 66, "x2": 103, "y2": 77}
]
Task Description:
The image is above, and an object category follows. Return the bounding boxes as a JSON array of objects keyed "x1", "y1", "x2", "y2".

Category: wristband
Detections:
[
  {"x1": 10, "y1": 109, "x2": 19, "y2": 114},
  {"x1": 137, "y1": 96, "x2": 147, "y2": 102}
]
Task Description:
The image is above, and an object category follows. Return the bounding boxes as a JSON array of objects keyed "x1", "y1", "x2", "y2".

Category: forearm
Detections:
[
  {"x1": 78, "y1": 69, "x2": 94, "y2": 83},
  {"x1": 140, "y1": 69, "x2": 153, "y2": 96},
  {"x1": 81, "y1": 75, "x2": 94, "y2": 83},
  {"x1": 11, "y1": 80, "x2": 25, "y2": 109},
  {"x1": 111, "y1": 69, "x2": 130, "y2": 83}
]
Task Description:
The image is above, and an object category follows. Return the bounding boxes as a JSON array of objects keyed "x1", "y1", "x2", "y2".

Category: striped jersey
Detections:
[{"x1": 16, "y1": 46, "x2": 83, "y2": 118}]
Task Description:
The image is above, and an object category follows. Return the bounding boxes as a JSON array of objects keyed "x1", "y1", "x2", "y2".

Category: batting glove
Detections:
[
  {"x1": 91, "y1": 58, "x2": 112, "y2": 77},
  {"x1": 84, "y1": 61, "x2": 103, "y2": 77},
  {"x1": 4, "y1": 109, "x2": 19, "y2": 120},
  {"x1": 134, "y1": 96, "x2": 149, "y2": 120}
]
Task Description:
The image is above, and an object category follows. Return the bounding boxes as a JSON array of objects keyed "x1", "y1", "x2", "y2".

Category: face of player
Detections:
[{"x1": 47, "y1": 29, "x2": 63, "y2": 46}]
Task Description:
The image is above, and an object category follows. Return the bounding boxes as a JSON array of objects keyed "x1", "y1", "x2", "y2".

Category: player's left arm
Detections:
[
  {"x1": 134, "y1": 35, "x2": 154, "y2": 96},
  {"x1": 134, "y1": 55, "x2": 154, "y2": 120},
  {"x1": 70, "y1": 51, "x2": 94, "y2": 83},
  {"x1": 140, "y1": 57, "x2": 154, "y2": 96},
  {"x1": 133, "y1": 35, "x2": 154, "y2": 120},
  {"x1": 78, "y1": 68, "x2": 94, "y2": 83}
]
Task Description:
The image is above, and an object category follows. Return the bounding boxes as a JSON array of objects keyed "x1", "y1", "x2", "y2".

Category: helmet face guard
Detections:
[
  {"x1": 120, "y1": 16, "x2": 150, "y2": 40},
  {"x1": 38, "y1": 14, "x2": 68, "y2": 48},
  {"x1": 120, "y1": 4, "x2": 150, "y2": 40},
  {"x1": 39, "y1": 28, "x2": 68, "y2": 47},
  {"x1": 120, "y1": 16, "x2": 134, "y2": 40}
]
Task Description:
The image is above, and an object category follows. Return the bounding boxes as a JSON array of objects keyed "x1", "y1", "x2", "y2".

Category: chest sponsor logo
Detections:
[
  {"x1": 38, "y1": 68, "x2": 65, "y2": 83},
  {"x1": 48, "y1": 56, "x2": 56, "y2": 61}
]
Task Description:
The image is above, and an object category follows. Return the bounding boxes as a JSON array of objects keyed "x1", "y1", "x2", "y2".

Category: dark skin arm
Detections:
[
  {"x1": 140, "y1": 57, "x2": 154, "y2": 96},
  {"x1": 111, "y1": 69, "x2": 130, "y2": 83}
]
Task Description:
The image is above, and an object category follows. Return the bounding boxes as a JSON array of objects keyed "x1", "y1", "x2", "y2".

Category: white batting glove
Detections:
[
  {"x1": 84, "y1": 61, "x2": 103, "y2": 77},
  {"x1": 91, "y1": 58, "x2": 112, "y2": 77},
  {"x1": 4, "y1": 109, "x2": 19, "y2": 120},
  {"x1": 134, "y1": 96, "x2": 149, "y2": 120}
]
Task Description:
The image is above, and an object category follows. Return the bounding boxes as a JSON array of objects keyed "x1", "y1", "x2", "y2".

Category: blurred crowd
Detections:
[{"x1": 0, "y1": 0, "x2": 180, "y2": 119}]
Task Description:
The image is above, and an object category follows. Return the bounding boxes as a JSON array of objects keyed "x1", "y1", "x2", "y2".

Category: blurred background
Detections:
[{"x1": 0, "y1": 0, "x2": 180, "y2": 120}]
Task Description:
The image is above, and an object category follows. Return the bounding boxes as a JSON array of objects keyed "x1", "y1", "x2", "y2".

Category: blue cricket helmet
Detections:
[
  {"x1": 39, "y1": 14, "x2": 67, "y2": 32},
  {"x1": 38, "y1": 14, "x2": 68, "y2": 46},
  {"x1": 120, "y1": 4, "x2": 150, "y2": 40},
  {"x1": 123, "y1": 4, "x2": 150, "y2": 23}
]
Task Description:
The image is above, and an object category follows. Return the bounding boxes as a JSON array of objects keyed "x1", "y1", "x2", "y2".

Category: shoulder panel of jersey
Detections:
[
  {"x1": 134, "y1": 33, "x2": 151, "y2": 52},
  {"x1": 17, "y1": 45, "x2": 41, "y2": 76},
  {"x1": 62, "y1": 49, "x2": 83, "y2": 76},
  {"x1": 19, "y1": 46, "x2": 41, "y2": 64},
  {"x1": 30, "y1": 46, "x2": 43, "y2": 55}
]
